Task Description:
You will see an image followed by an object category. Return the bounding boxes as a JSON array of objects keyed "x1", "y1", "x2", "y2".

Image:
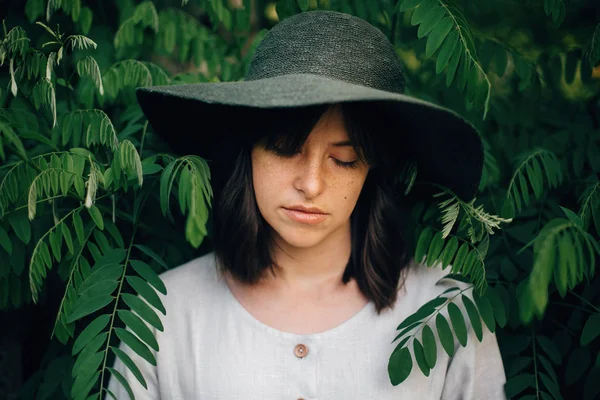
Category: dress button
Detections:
[{"x1": 294, "y1": 344, "x2": 308, "y2": 358}]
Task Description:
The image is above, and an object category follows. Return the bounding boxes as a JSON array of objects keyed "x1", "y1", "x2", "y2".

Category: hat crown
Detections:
[{"x1": 245, "y1": 11, "x2": 406, "y2": 94}]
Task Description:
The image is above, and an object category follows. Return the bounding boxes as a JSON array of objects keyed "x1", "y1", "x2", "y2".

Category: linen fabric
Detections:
[{"x1": 106, "y1": 252, "x2": 507, "y2": 399}]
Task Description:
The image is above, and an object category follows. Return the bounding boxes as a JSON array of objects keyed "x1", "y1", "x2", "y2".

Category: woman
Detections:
[{"x1": 107, "y1": 10, "x2": 506, "y2": 400}]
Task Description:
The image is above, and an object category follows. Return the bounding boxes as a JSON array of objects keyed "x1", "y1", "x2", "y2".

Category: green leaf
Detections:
[
  {"x1": 436, "y1": 313, "x2": 454, "y2": 357},
  {"x1": 555, "y1": 232, "x2": 571, "y2": 297},
  {"x1": 71, "y1": 366, "x2": 100, "y2": 400},
  {"x1": 461, "y1": 295, "x2": 482, "y2": 341},
  {"x1": 425, "y1": 17, "x2": 454, "y2": 58},
  {"x1": 426, "y1": 231, "x2": 445, "y2": 267},
  {"x1": 62, "y1": 223, "x2": 75, "y2": 255},
  {"x1": 297, "y1": 0, "x2": 309, "y2": 11},
  {"x1": 104, "y1": 221, "x2": 125, "y2": 248},
  {"x1": 398, "y1": 0, "x2": 423, "y2": 12},
  {"x1": 87, "y1": 205, "x2": 104, "y2": 230},
  {"x1": 388, "y1": 347, "x2": 413, "y2": 386},
  {"x1": 130, "y1": 260, "x2": 167, "y2": 295},
  {"x1": 485, "y1": 285, "x2": 507, "y2": 328},
  {"x1": 417, "y1": 6, "x2": 445, "y2": 39},
  {"x1": 121, "y1": 293, "x2": 164, "y2": 332},
  {"x1": 79, "y1": 279, "x2": 119, "y2": 299},
  {"x1": 114, "y1": 327, "x2": 156, "y2": 366},
  {"x1": 117, "y1": 309, "x2": 159, "y2": 352},
  {"x1": 411, "y1": 0, "x2": 437, "y2": 26},
  {"x1": 436, "y1": 28, "x2": 459, "y2": 74},
  {"x1": 440, "y1": 236, "x2": 459, "y2": 269},
  {"x1": 72, "y1": 314, "x2": 110, "y2": 355},
  {"x1": 448, "y1": 302, "x2": 467, "y2": 346},
  {"x1": 451, "y1": 242, "x2": 469, "y2": 272},
  {"x1": 67, "y1": 294, "x2": 113, "y2": 324},
  {"x1": 126, "y1": 276, "x2": 166, "y2": 315},
  {"x1": 392, "y1": 321, "x2": 421, "y2": 343},
  {"x1": 77, "y1": 263, "x2": 122, "y2": 295},
  {"x1": 73, "y1": 332, "x2": 107, "y2": 376},
  {"x1": 504, "y1": 374, "x2": 535, "y2": 399},
  {"x1": 537, "y1": 335, "x2": 562, "y2": 364},
  {"x1": 473, "y1": 291, "x2": 496, "y2": 333},
  {"x1": 48, "y1": 229, "x2": 62, "y2": 262},
  {"x1": 73, "y1": 211, "x2": 85, "y2": 244},
  {"x1": 581, "y1": 313, "x2": 600, "y2": 345},
  {"x1": 107, "y1": 367, "x2": 135, "y2": 400},
  {"x1": 413, "y1": 338, "x2": 430, "y2": 376},
  {"x1": 111, "y1": 346, "x2": 148, "y2": 390},
  {"x1": 445, "y1": 41, "x2": 463, "y2": 85},
  {"x1": 134, "y1": 244, "x2": 168, "y2": 269},
  {"x1": 560, "y1": 206, "x2": 584, "y2": 228},
  {"x1": 565, "y1": 347, "x2": 591, "y2": 386},
  {"x1": 421, "y1": 325, "x2": 437, "y2": 368},
  {"x1": 8, "y1": 211, "x2": 31, "y2": 244},
  {"x1": 414, "y1": 227, "x2": 433, "y2": 263},
  {"x1": 0, "y1": 226, "x2": 12, "y2": 254},
  {"x1": 461, "y1": 249, "x2": 477, "y2": 276}
]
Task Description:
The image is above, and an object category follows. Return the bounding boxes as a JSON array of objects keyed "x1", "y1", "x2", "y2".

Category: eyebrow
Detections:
[{"x1": 330, "y1": 140, "x2": 354, "y2": 147}]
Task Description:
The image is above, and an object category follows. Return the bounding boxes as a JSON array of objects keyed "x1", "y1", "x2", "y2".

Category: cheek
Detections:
[
  {"x1": 251, "y1": 153, "x2": 284, "y2": 207},
  {"x1": 334, "y1": 174, "x2": 368, "y2": 211}
]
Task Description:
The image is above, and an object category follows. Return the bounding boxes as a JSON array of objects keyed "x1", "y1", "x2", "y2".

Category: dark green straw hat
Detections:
[{"x1": 135, "y1": 10, "x2": 483, "y2": 201}]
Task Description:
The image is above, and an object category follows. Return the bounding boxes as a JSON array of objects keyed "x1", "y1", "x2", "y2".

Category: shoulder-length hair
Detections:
[{"x1": 211, "y1": 102, "x2": 413, "y2": 314}]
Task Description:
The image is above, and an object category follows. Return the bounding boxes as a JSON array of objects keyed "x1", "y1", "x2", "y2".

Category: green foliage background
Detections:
[{"x1": 0, "y1": 0, "x2": 599, "y2": 399}]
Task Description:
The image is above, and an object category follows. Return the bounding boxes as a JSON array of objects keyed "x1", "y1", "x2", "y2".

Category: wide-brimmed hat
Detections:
[{"x1": 135, "y1": 10, "x2": 483, "y2": 201}]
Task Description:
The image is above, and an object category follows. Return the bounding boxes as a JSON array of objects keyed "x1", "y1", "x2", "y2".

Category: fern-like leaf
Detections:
[
  {"x1": 434, "y1": 192, "x2": 512, "y2": 242},
  {"x1": 543, "y1": 0, "x2": 566, "y2": 26},
  {"x1": 114, "y1": 1, "x2": 159, "y2": 55},
  {"x1": 84, "y1": 159, "x2": 103, "y2": 208},
  {"x1": 117, "y1": 140, "x2": 144, "y2": 187},
  {"x1": 59, "y1": 109, "x2": 118, "y2": 150},
  {"x1": 46, "y1": 0, "x2": 61, "y2": 22},
  {"x1": 521, "y1": 217, "x2": 600, "y2": 322},
  {"x1": 399, "y1": 0, "x2": 492, "y2": 118},
  {"x1": 5, "y1": 26, "x2": 30, "y2": 60},
  {"x1": 102, "y1": 59, "x2": 153, "y2": 101},
  {"x1": 159, "y1": 156, "x2": 212, "y2": 248},
  {"x1": 77, "y1": 56, "x2": 104, "y2": 96},
  {"x1": 389, "y1": 285, "x2": 494, "y2": 384},
  {"x1": 65, "y1": 34, "x2": 97, "y2": 51},
  {"x1": 439, "y1": 197, "x2": 460, "y2": 239},
  {"x1": 506, "y1": 149, "x2": 562, "y2": 214},
  {"x1": 414, "y1": 227, "x2": 487, "y2": 292},
  {"x1": 29, "y1": 209, "x2": 80, "y2": 303},
  {"x1": 479, "y1": 137, "x2": 500, "y2": 192},
  {"x1": 578, "y1": 181, "x2": 600, "y2": 235}
]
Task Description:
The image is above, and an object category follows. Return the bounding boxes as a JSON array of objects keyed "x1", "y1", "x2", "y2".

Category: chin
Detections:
[{"x1": 275, "y1": 229, "x2": 329, "y2": 250}]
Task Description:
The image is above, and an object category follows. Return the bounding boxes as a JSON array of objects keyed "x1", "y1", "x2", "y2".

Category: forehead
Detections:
[{"x1": 307, "y1": 105, "x2": 350, "y2": 141}]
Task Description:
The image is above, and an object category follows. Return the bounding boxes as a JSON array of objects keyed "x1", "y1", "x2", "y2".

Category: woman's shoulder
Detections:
[{"x1": 156, "y1": 252, "x2": 223, "y2": 304}]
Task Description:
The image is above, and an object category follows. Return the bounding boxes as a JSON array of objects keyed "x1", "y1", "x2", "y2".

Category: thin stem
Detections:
[
  {"x1": 532, "y1": 325, "x2": 540, "y2": 400},
  {"x1": 139, "y1": 121, "x2": 148, "y2": 159},
  {"x1": 552, "y1": 301, "x2": 595, "y2": 314},
  {"x1": 98, "y1": 223, "x2": 138, "y2": 396},
  {"x1": 570, "y1": 291, "x2": 600, "y2": 313}
]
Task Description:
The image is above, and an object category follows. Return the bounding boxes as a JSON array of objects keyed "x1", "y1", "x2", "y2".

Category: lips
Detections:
[{"x1": 282, "y1": 205, "x2": 328, "y2": 225}]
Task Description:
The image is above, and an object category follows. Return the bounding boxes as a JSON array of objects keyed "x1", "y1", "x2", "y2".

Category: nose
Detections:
[{"x1": 293, "y1": 155, "x2": 325, "y2": 199}]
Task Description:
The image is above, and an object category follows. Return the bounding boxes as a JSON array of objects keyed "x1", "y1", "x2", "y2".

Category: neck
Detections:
[{"x1": 266, "y1": 223, "x2": 353, "y2": 295}]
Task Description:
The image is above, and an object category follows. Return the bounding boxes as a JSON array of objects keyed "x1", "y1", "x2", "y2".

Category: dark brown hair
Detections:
[{"x1": 211, "y1": 102, "x2": 413, "y2": 313}]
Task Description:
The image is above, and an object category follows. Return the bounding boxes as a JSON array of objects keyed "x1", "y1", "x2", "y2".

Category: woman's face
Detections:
[{"x1": 251, "y1": 105, "x2": 370, "y2": 251}]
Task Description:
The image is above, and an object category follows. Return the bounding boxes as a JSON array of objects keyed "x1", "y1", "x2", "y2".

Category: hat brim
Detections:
[{"x1": 135, "y1": 73, "x2": 483, "y2": 201}]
